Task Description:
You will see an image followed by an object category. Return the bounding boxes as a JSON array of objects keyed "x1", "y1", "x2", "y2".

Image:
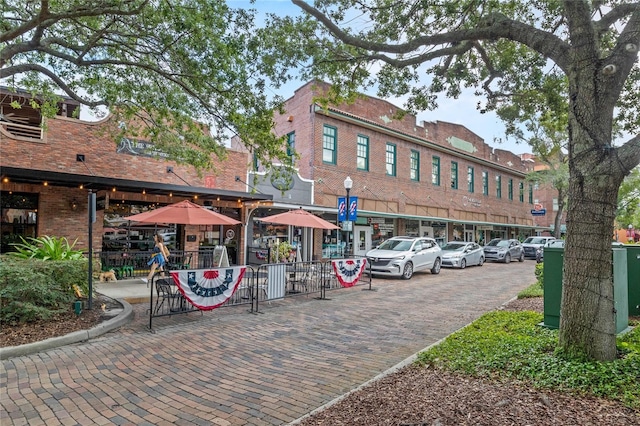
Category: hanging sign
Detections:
[
  {"x1": 348, "y1": 197, "x2": 358, "y2": 221},
  {"x1": 531, "y1": 203, "x2": 546, "y2": 215},
  {"x1": 338, "y1": 197, "x2": 346, "y2": 221},
  {"x1": 338, "y1": 197, "x2": 358, "y2": 221}
]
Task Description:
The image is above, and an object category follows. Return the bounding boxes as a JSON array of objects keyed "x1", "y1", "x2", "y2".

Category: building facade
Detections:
[
  {"x1": 0, "y1": 88, "x2": 271, "y2": 264},
  {"x1": 2, "y1": 82, "x2": 558, "y2": 265},
  {"x1": 237, "y1": 81, "x2": 551, "y2": 260}
]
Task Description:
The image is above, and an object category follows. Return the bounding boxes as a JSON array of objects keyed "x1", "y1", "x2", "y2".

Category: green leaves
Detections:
[
  {"x1": 7, "y1": 236, "x2": 85, "y2": 261},
  {"x1": 1, "y1": 0, "x2": 296, "y2": 171},
  {"x1": 0, "y1": 257, "x2": 89, "y2": 323}
]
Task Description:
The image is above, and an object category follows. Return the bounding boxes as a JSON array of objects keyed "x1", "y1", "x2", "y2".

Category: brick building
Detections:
[
  {"x1": 2, "y1": 82, "x2": 557, "y2": 265},
  {"x1": 238, "y1": 81, "x2": 552, "y2": 260},
  {"x1": 0, "y1": 87, "x2": 271, "y2": 264}
]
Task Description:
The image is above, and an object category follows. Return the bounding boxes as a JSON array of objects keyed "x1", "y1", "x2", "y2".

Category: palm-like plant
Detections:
[{"x1": 8, "y1": 236, "x2": 85, "y2": 260}]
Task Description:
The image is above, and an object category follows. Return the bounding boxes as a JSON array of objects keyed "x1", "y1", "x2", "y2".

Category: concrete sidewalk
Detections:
[
  {"x1": 1, "y1": 261, "x2": 537, "y2": 425},
  {"x1": 96, "y1": 277, "x2": 151, "y2": 304}
]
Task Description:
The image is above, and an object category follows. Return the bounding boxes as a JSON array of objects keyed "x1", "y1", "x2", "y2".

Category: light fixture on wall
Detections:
[{"x1": 70, "y1": 200, "x2": 79, "y2": 211}]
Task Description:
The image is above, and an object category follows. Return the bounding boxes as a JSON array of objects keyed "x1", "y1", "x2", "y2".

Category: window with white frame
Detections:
[
  {"x1": 410, "y1": 150, "x2": 420, "y2": 181},
  {"x1": 451, "y1": 161, "x2": 458, "y2": 189},
  {"x1": 322, "y1": 125, "x2": 337, "y2": 164},
  {"x1": 386, "y1": 143, "x2": 396, "y2": 176},
  {"x1": 357, "y1": 135, "x2": 369, "y2": 171},
  {"x1": 432, "y1": 156, "x2": 440, "y2": 186},
  {"x1": 482, "y1": 171, "x2": 489, "y2": 195}
]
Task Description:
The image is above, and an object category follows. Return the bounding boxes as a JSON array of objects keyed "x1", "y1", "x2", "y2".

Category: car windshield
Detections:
[
  {"x1": 523, "y1": 237, "x2": 547, "y2": 244},
  {"x1": 377, "y1": 239, "x2": 413, "y2": 251},
  {"x1": 442, "y1": 243, "x2": 465, "y2": 251},
  {"x1": 487, "y1": 239, "x2": 510, "y2": 247}
]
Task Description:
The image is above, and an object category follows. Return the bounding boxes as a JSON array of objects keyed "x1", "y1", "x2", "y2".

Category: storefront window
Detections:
[
  {"x1": 322, "y1": 229, "x2": 343, "y2": 258},
  {"x1": 452, "y1": 224, "x2": 464, "y2": 241},
  {"x1": 1, "y1": 192, "x2": 38, "y2": 253},
  {"x1": 405, "y1": 219, "x2": 419, "y2": 237},
  {"x1": 103, "y1": 203, "x2": 177, "y2": 251},
  {"x1": 371, "y1": 218, "x2": 395, "y2": 247},
  {"x1": 432, "y1": 222, "x2": 447, "y2": 246}
]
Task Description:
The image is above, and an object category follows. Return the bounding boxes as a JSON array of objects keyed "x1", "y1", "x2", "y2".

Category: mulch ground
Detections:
[{"x1": 0, "y1": 295, "x2": 117, "y2": 347}]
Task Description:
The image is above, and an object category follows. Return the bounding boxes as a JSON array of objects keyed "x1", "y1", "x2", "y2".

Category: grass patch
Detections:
[
  {"x1": 416, "y1": 310, "x2": 640, "y2": 408},
  {"x1": 517, "y1": 281, "x2": 543, "y2": 298}
]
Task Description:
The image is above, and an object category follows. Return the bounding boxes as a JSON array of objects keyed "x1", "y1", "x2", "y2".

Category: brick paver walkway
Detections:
[{"x1": 1, "y1": 261, "x2": 536, "y2": 425}]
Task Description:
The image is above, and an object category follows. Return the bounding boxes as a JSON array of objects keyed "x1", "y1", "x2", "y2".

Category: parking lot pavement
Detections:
[{"x1": 1, "y1": 261, "x2": 536, "y2": 425}]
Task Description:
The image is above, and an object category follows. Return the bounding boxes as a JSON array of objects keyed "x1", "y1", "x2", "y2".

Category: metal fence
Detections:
[
  {"x1": 94, "y1": 249, "x2": 220, "y2": 279},
  {"x1": 146, "y1": 257, "x2": 372, "y2": 331}
]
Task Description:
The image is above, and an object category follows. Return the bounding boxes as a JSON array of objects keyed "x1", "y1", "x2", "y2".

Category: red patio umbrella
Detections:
[
  {"x1": 255, "y1": 208, "x2": 338, "y2": 230},
  {"x1": 125, "y1": 200, "x2": 241, "y2": 225}
]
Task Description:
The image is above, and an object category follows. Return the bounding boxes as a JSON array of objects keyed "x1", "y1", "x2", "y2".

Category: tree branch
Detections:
[
  {"x1": 0, "y1": 0, "x2": 148, "y2": 44},
  {"x1": 1, "y1": 63, "x2": 106, "y2": 107},
  {"x1": 594, "y1": 2, "x2": 640, "y2": 33},
  {"x1": 615, "y1": 134, "x2": 640, "y2": 174},
  {"x1": 291, "y1": 0, "x2": 571, "y2": 71}
]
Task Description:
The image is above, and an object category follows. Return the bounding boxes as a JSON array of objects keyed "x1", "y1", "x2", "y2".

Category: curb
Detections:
[{"x1": 0, "y1": 299, "x2": 134, "y2": 360}]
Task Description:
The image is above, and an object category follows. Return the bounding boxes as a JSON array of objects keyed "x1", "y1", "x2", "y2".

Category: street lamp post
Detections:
[{"x1": 344, "y1": 176, "x2": 353, "y2": 257}]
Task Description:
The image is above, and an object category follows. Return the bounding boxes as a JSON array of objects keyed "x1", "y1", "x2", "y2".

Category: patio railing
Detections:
[
  {"x1": 93, "y1": 249, "x2": 220, "y2": 279},
  {"x1": 147, "y1": 257, "x2": 372, "y2": 331}
]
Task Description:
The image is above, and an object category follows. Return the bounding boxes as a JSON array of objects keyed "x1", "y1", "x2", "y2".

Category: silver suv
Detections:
[
  {"x1": 365, "y1": 236, "x2": 442, "y2": 279},
  {"x1": 483, "y1": 238, "x2": 525, "y2": 263}
]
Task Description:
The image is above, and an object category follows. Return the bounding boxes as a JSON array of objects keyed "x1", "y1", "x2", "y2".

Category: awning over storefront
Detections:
[
  {"x1": 0, "y1": 166, "x2": 272, "y2": 203},
  {"x1": 359, "y1": 209, "x2": 539, "y2": 230}
]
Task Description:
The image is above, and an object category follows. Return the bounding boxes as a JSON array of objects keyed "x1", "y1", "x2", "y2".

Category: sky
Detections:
[{"x1": 232, "y1": 0, "x2": 531, "y2": 156}]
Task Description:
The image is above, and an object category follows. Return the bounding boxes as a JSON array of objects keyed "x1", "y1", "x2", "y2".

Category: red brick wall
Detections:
[
  {"x1": 1, "y1": 115, "x2": 251, "y2": 191},
  {"x1": 273, "y1": 82, "x2": 536, "y2": 228},
  {"x1": 1, "y1": 114, "x2": 253, "y2": 252}
]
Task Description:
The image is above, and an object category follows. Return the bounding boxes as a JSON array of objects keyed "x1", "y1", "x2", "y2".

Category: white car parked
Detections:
[{"x1": 365, "y1": 236, "x2": 442, "y2": 279}]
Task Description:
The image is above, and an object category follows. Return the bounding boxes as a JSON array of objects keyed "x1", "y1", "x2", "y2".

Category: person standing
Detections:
[{"x1": 142, "y1": 234, "x2": 169, "y2": 284}]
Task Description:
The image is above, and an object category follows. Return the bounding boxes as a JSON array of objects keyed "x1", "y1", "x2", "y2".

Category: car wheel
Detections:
[
  {"x1": 431, "y1": 258, "x2": 441, "y2": 274},
  {"x1": 504, "y1": 253, "x2": 511, "y2": 264},
  {"x1": 478, "y1": 256, "x2": 484, "y2": 266},
  {"x1": 519, "y1": 252, "x2": 525, "y2": 262},
  {"x1": 401, "y1": 262, "x2": 414, "y2": 280},
  {"x1": 460, "y1": 259, "x2": 466, "y2": 269}
]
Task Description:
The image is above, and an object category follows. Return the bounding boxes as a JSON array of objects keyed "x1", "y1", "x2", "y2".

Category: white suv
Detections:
[
  {"x1": 365, "y1": 236, "x2": 442, "y2": 279},
  {"x1": 522, "y1": 236, "x2": 557, "y2": 259}
]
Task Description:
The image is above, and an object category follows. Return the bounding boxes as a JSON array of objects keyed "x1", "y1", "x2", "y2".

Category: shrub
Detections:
[
  {"x1": 534, "y1": 262, "x2": 544, "y2": 286},
  {"x1": 7, "y1": 235, "x2": 85, "y2": 260},
  {"x1": 0, "y1": 256, "x2": 92, "y2": 324}
]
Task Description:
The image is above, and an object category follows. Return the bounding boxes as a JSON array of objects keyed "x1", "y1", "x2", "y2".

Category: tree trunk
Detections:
[
  {"x1": 558, "y1": 121, "x2": 624, "y2": 361},
  {"x1": 553, "y1": 187, "x2": 566, "y2": 239}
]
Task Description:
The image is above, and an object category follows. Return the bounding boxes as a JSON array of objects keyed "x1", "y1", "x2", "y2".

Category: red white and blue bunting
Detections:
[
  {"x1": 332, "y1": 258, "x2": 367, "y2": 288},
  {"x1": 170, "y1": 267, "x2": 246, "y2": 310}
]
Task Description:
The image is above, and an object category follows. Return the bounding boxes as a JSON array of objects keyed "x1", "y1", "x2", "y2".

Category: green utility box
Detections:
[
  {"x1": 627, "y1": 245, "x2": 640, "y2": 316},
  {"x1": 543, "y1": 247, "x2": 564, "y2": 329},
  {"x1": 543, "y1": 247, "x2": 629, "y2": 333}
]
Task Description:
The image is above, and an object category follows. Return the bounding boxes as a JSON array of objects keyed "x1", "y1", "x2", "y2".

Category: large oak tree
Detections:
[
  {"x1": 1, "y1": 0, "x2": 293, "y2": 171},
  {"x1": 262, "y1": 0, "x2": 640, "y2": 360}
]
